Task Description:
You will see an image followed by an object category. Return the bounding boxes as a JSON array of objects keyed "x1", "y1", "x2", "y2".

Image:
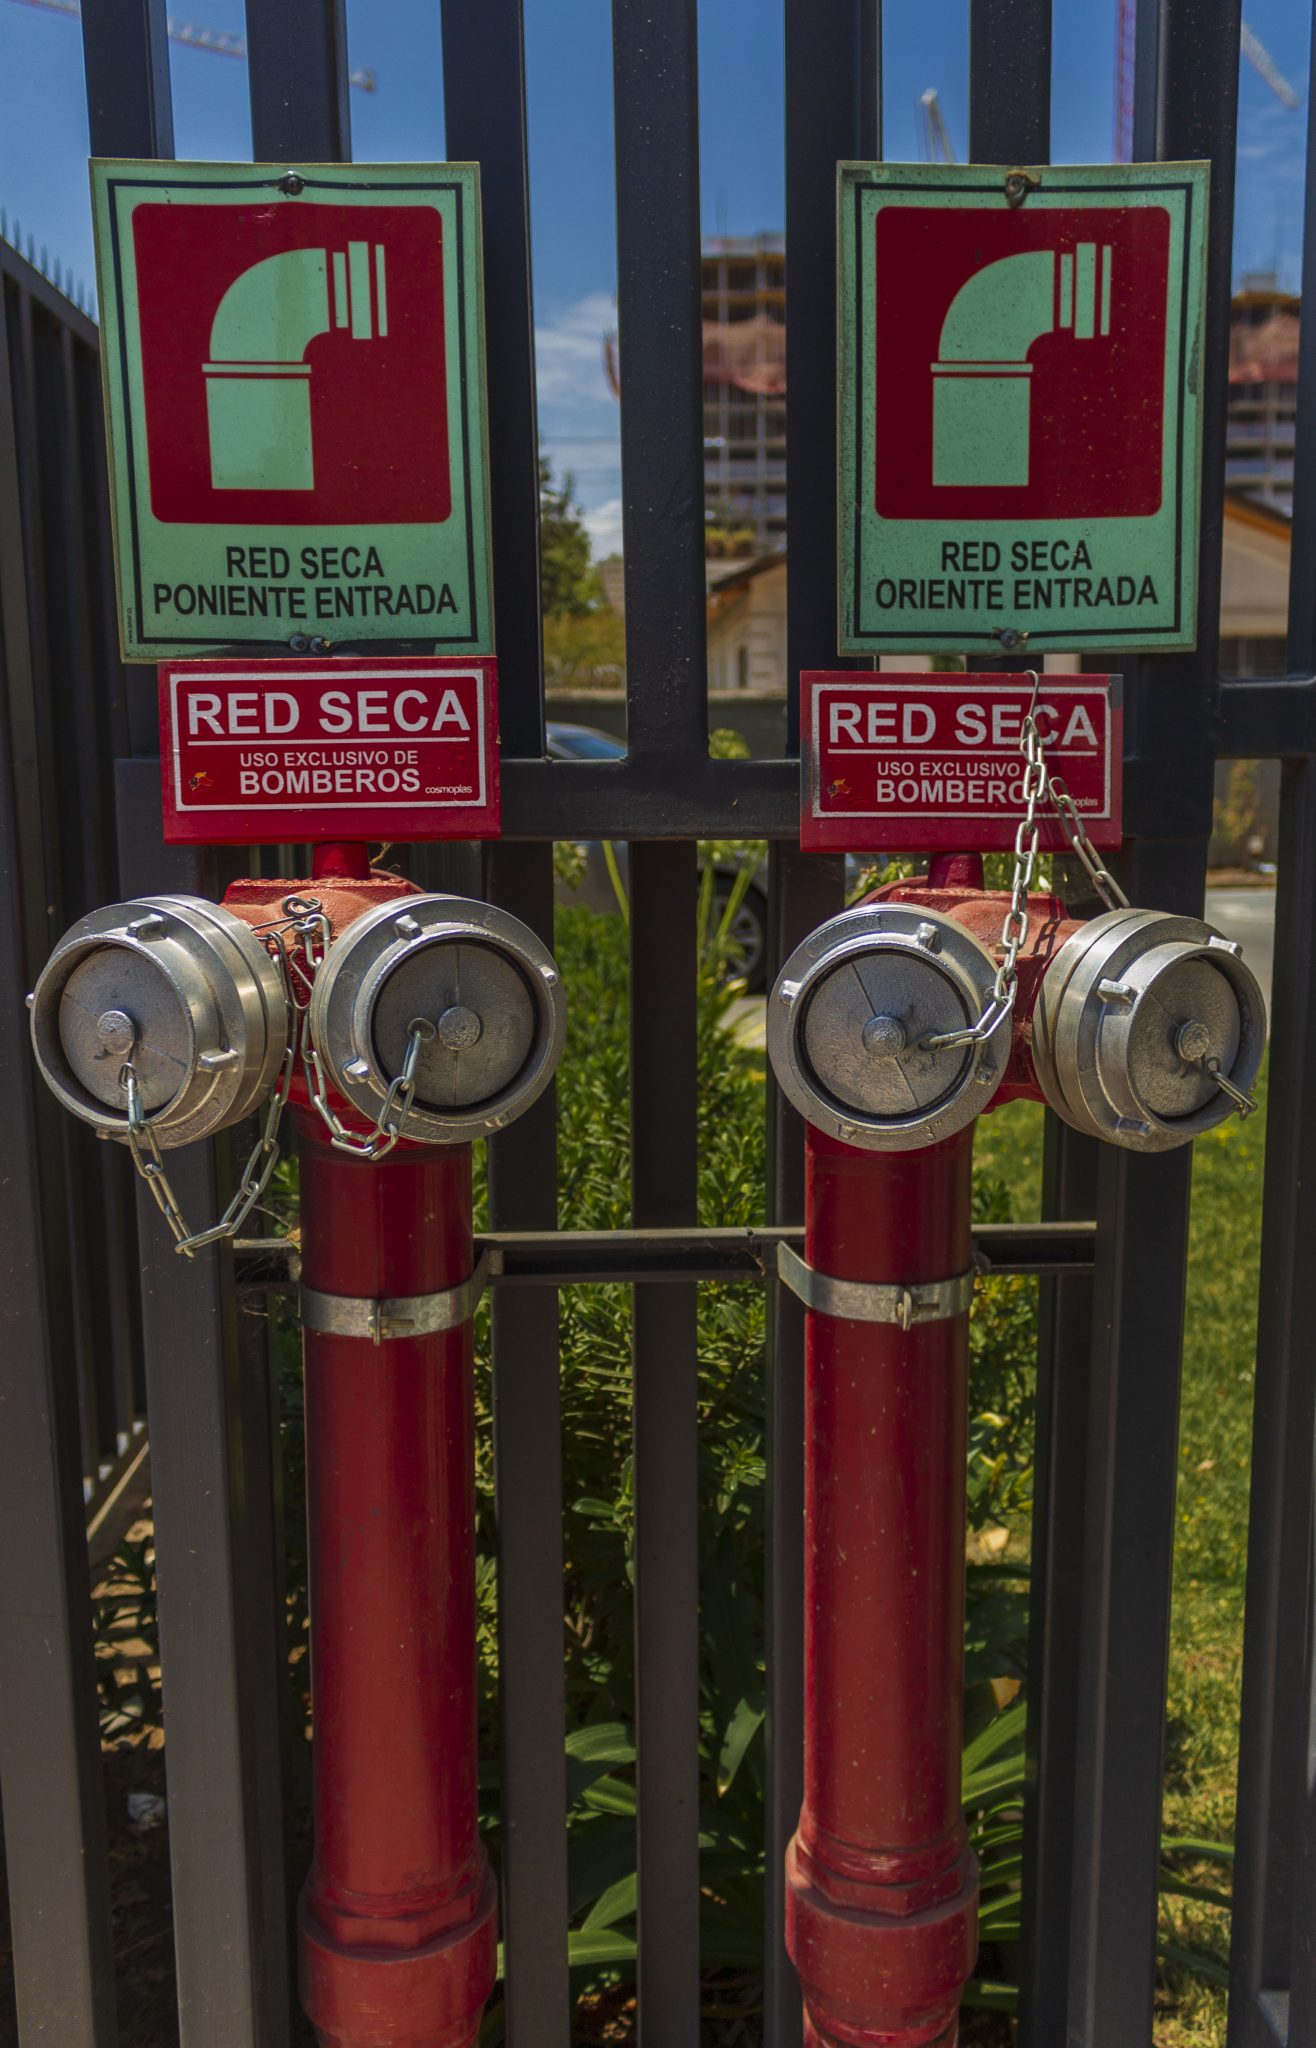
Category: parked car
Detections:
[{"x1": 547, "y1": 722, "x2": 771, "y2": 992}]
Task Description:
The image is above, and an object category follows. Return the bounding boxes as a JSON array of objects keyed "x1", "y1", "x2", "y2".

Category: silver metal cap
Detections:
[
  {"x1": 766, "y1": 903, "x2": 1009, "y2": 1151},
  {"x1": 29, "y1": 895, "x2": 288, "y2": 1148},
  {"x1": 309, "y1": 894, "x2": 567, "y2": 1144},
  {"x1": 1032, "y1": 907, "x2": 1267, "y2": 1151}
]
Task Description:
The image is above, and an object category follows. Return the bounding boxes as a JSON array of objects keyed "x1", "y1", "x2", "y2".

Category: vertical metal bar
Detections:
[
  {"x1": 783, "y1": 0, "x2": 878, "y2": 752},
  {"x1": 244, "y1": 0, "x2": 351, "y2": 161},
  {"x1": 80, "y1": 5, "x2": 291, "y2": 2034},
  {"x1": 770, "y1": 7, "x2": 877, "y2": 2039},
  {"x1": 1065, "y1": 5, "x2": 1240, "y2": 2042},
  {"x1": 442, "y1": 0, "x2": 545, "y2": 758},
  {"x1": 441, "y1": 7, "x2": 569, "y2": 2033},
  {"x1": 1228, "y1": 12, "x2": 1316, "y2": 2036},
  {"x1": 1017, "y1": 1119, "x2": 1099, "y2": 2047},
  {"x1": 612, "y1": 0, "x2": 707, "y2": 759},
  {"x1": 117, "y1": 764, "x2": 283, "y2": 2048},
  {"x1": 629, "y1": 839, "x2": 701, "y2": 2045},
  {"x1": 80, "y1": 0, "x2": 174, "y2": 158},
  {"x1": 763, "y1": 845, "x2": 844, "y2": 2048},
  {"x1": 1227, "y1": 764, "x2": 1316, "y2": 2048},
  {"x1": 0, "y1": 258, "x2": 117, "y2": 2048},
  {"x1": 968, "y1": 0, "x2": 1052, "y2": 163},
  {"x1": 481, "y1": 845, "x2": 569, "y2": 2048}
]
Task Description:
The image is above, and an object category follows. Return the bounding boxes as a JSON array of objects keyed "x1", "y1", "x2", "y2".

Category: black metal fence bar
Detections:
[
  {"x1": 609, "y1": 4, "x2": 706, "y2": 2034},
  {"x1": 1019, "y1": 1120, "x2": 1100, "y2": 2047},
  {"x1": 1065, "y1": 6, "x2": 1242, "y2": 2042},
  {"x1": 79, "y1": 6, "x2": 291, "y2": 2038},
  {"x1": 613, "y1": 0, "x2": 707, "y2": 762},
  {"x1": 441, "y1": 5, "x2": 572, "y2": 2038},
  {"x1": 0, "y1": 250, "x2": 117, "y2": 2048},
  {"x1": 1229, "y1": 9, "x2": 1316, "y2": 2035}
]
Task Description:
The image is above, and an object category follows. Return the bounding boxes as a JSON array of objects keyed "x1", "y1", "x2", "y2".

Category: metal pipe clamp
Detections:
[{"x1": 776, "y1": 1242, "x2": 975, "y2": 1329}]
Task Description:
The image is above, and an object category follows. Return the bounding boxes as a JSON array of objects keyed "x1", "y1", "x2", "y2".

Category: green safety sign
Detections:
[
  {"x1": 838, "y1": 161, "x2": 1209, "y2": 656},
  {"x1": 90, "y1": 160, "x2": 493, "y2": 662}
]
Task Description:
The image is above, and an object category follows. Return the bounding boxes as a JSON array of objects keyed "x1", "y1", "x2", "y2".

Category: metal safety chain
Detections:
[
  {"x1": 924, "y1": 672, "x2": 1131, "y2": 1054},
  {"x1": 117, "y1": 894, "x2": 321, "y2": 1259},
  {"x1": 301, "y1": 1012, "x2": 436, "y2": 1161}
]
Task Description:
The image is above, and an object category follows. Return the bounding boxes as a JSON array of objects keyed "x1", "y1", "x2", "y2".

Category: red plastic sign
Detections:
[
  {"x1": 159, "y1": 657, "x2": 499, "y2": 845},
  {"x1": 801, "y1": 673, "x2": 1122, "y2": 854}
]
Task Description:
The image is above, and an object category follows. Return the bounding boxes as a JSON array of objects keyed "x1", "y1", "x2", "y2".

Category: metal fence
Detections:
[{"x1": 2, "y1": 0, "x2": 1315, "y2": 2044}]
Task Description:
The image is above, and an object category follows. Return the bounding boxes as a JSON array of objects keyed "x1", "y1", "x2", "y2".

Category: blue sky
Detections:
[{"x1": 0, "y1": 0, "x2": 1308, "y2": 555}]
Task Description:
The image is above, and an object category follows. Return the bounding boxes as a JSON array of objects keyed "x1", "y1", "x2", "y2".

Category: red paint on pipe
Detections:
[
  {"x1": 296, "y1": 1118, "x2": 496, "y2": 2048},
  {"x1": 926, "y1": 851, "x2": 984, "y2": 892},
  {"x1": 312, "y1": 840, "x2": 374, "y2": 882},
  {"x1": 786, "y1": 1126, "x2": 979, "y2": 2048}
]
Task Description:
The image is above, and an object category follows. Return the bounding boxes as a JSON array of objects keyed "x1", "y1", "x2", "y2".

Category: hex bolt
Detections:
[
  {"x1": 1175, "y1": 1018, "x2": 1213, "y2": 1064},
  {"x1": 861, "y1": 1013, "x2": 907, "y2": 1061},
  {"x1": 279, "y1": 171, "x2": 305, "y2": 196},
  {"x1": 96, "y1": 1008, "x2": 136, "y2": 1057},
  {"x1": 436, "y1": 1005, "x2": 483, "y2": 1052}
]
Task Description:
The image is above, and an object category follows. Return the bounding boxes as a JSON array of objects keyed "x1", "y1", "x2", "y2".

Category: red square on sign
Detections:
[
  {"x1": 132, "y1": 202, "x2": 450, "y2": 526},
  {"x1": 874, "y1": 205, "x2": 1171, "y2": 520}
]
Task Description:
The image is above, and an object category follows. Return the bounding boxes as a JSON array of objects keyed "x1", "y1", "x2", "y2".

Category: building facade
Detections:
[
  {"x1": 701, "y1": 234, "x2": 786, "y2": 557},
  {"x1": 1228, "y1": 274, "x2": 1299, "y2": 514}
]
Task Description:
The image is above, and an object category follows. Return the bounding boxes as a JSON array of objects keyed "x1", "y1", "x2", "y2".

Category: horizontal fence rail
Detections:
[{"x1": 0, "y1": 0, "x2": 1312, "y2": 2045}]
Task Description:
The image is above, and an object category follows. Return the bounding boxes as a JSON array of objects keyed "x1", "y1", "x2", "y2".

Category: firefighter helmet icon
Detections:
[
  {"x1": 203, "y1": 243, "x2": 388, "y2": 492},
  {"x1": 931, "y1": 242, "x2": 1113, "y2": 487}
]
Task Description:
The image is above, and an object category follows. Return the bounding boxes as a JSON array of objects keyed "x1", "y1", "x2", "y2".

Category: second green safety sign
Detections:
[{"x1": 838, "y1": 160, "x2": 1209, "y2": 656}]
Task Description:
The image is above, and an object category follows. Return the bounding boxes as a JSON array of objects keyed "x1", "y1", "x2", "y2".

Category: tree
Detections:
[{"x1": 539, "y1": 458, "x2": 600, "y2": 616}]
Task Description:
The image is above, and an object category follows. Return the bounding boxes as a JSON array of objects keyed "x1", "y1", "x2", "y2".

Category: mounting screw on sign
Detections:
[{"x1": 799, "y1": 672, "x2": 1122, "y2": 855}]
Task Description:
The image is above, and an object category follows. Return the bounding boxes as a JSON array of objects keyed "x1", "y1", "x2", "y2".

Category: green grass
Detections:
[{"x1": 972, "y1": 1065, "x2": 1268, "y2": 2045}]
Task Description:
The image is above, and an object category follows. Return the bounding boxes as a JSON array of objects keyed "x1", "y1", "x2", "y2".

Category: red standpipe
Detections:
[
  {"x1": 786, "y1": 856, "x2": 1079, "y2": 2047},
  {"x1": 296, "y1": 1122, "x2": 496, "y2": 2048},
  {"x1": 787, "y1": 1128, "x2": 978, "y2": 2048}
]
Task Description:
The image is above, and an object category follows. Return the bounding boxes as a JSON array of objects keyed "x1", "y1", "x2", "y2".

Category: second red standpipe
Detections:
[{"x1": 766, "y1": 854, "x2": 1266, "y2": 2045}]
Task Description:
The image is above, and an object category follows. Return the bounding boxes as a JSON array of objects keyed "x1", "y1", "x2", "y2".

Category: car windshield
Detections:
[{"x1": 549, "y1": 726, "x2": 626, "y2": 760}]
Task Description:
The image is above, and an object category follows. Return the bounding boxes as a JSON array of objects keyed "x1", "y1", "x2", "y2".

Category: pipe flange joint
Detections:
[
  {"x1": 1033, "y1": 907, "x2": 1268, "y2": 1153},
  {"x1": 767, "y1": 904, "x2": 1009, "y2": 1152},
  {"x1": 29, "y1": 894, "x2": 288, "y2": 1149},
  {"x1": 309, "y1": 894, "x2": 566, "y2": 1145}
]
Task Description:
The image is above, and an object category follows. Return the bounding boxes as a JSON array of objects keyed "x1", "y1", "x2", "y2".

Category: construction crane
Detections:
[
  {"x1": 5, "y1": 0, "x2": 376, "y2": 91},
  {"x1": 918, "y1": 88, "x2": 957, "y2": 164},
  {"x1": 1116, "y1": 1, "x2": 1299, "y2": 159}
]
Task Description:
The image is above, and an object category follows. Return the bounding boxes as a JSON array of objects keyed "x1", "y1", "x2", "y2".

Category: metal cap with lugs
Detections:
[
  {"x1": 767, "y1": 904, "x2": 1010, "y2": 1152},
  {"x1": 1032, "y1": 907, "x2": 1267, "y2": 1151},
  {"x1": 308, "y1": 894, "x2": 567, "y2": 1144},
  {"x1": 29, "y1": 895, "x2": 289, "y2": 1148}
]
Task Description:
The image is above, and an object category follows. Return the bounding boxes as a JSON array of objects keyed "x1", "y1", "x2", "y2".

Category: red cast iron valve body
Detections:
[
  {"x1": 222, "y1": 854, "x2": 497, "y2": 2048},
  {"x1": 777, "y1": 857, "x2": 1081, "y2": 2047}
]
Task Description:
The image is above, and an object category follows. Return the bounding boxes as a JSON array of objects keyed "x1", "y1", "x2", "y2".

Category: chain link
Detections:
[
  {"x1": 301, "y1": 1013, "x2": 436, "y2": 1160},
  {"x1": 923, "y1": 673, "x2": 1130, "y2": 1054},
  {"x1": 116, "y1": 900, "x2": 326, "y2": 1259}
]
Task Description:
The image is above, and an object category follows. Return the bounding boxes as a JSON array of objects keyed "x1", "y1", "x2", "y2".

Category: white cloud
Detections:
[
  {"x1": 534, "y1": 290, "x2": 617, "y2": 405},
  {"x1": 583, "y1": 497, "x2": 624, "y2": 561}
]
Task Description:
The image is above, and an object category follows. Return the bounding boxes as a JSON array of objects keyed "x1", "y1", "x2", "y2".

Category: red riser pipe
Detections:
[
  {"x1": 787, "y1": 1126, "x2": 979, "y2": 2048},
  {"x1": 296, "y1": 1120, "x2": 496, "y2": 2048}
]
